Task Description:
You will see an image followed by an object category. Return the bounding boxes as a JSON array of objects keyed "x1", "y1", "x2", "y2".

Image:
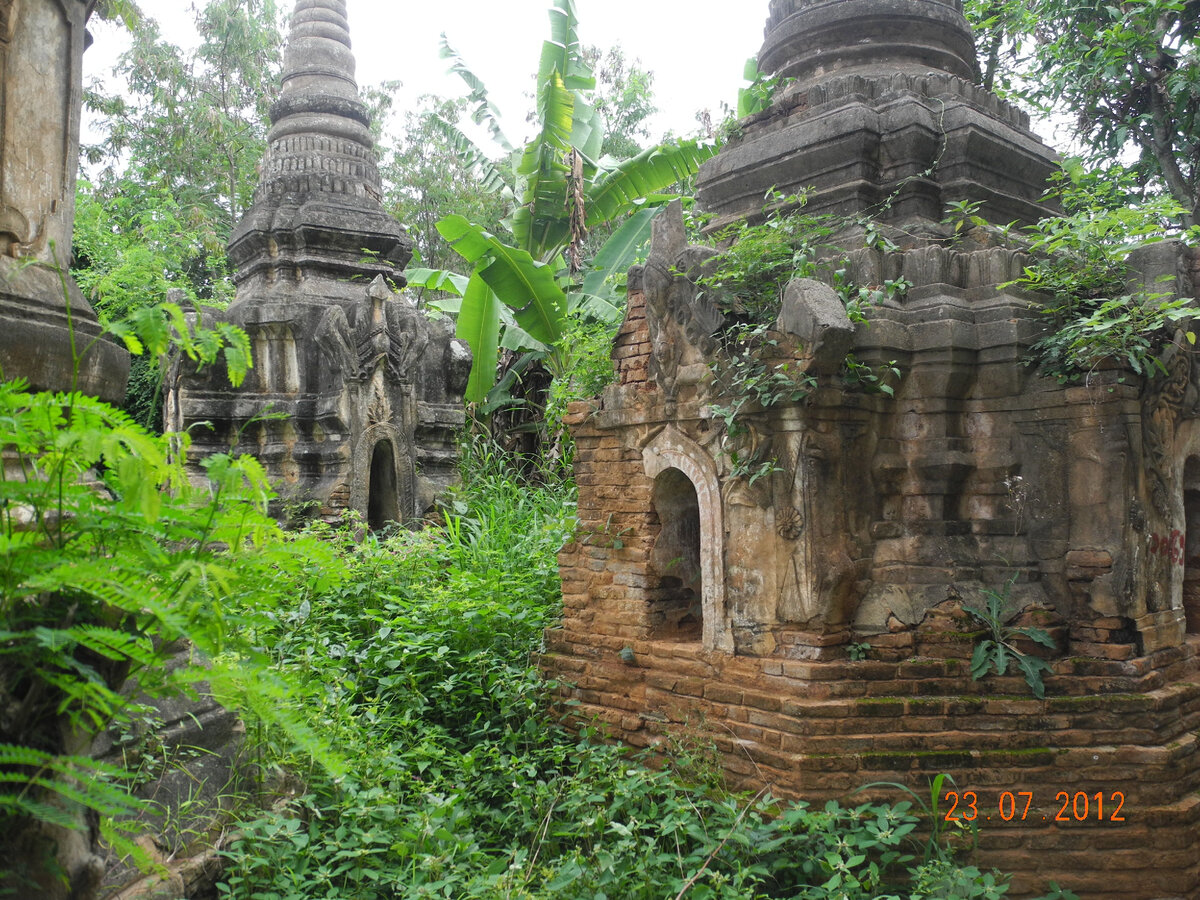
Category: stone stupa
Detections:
[
  {"x1": 168, "y1": 0, "x2": 470, "y2": 525},
  {"x1": 697, "y1": 0, "x2": 1059, "y2": 233},
  {"x1": 546, "y1": 2, "x2": 1200, "y2": 896}
]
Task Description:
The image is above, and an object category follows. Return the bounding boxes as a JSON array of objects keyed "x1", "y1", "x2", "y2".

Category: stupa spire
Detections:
[
  {"x1": 269, "y1": 0, "x2": 369, "y2": 142},
  {"x1": 228, "y1": 0, "x2": 410, "y2": 292}
]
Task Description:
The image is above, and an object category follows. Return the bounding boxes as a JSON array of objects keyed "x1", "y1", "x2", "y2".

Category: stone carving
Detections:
[
  {"x1": 168, "y1": 0, "x2": 468, "y2": 524},
  {"x1": 1144, "y1": 343, "x2": 1192, "y2": 517},
  {"x1": 0, "y1": 0, "x2": 128, "y2": 400},
  {"x1": 642, "y1": 200, "x2": 724, "y2": 400}
]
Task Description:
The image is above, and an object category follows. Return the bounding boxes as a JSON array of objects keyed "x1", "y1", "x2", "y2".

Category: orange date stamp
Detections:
[{"x1": 942, "y1": 790, "x2": 1128, "y2": 824}]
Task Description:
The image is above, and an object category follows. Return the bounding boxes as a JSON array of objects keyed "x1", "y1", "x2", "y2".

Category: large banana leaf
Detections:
[
  {"x1": 572, "y1": 206, "x2": 661, "y2": 322},
  {"x1": 405, "y1": 267, "x2": 470, "y2": 297},
  {"x1": 456, "y1": 273, "x2": 501, "y2": 403},
  {"x1": 539, "y1": 0, "x2": 594, "y2": 96},
  {"x1": 437, "y1": 215, "x2": 567, "y2": 346},
  {"x1": 426, "y1": 115, "x2": 514, "y2": 198},
  {"x1": 511, "y1": 0, "x2": 604, "y2": 259},
  {"x1": 585, "y1": 205, "x2": 661, "y2": 285},
  {"x1": 440, "y1": 35, "x2": 513, "y2": 154},
  {"x1": 498, "y1": 305, "x2": 549, "y2": 353},
  {"x1": 405, "y1": 267, "x2": 469, "y2": 315},
  {"x1": 512, "y1": 71, "x2": 576, "y2": 258},
  {"x1": 585, "y1": 139, "x2": 719, "y2": 227}
]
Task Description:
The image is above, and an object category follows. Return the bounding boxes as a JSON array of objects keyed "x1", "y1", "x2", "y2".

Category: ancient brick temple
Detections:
[
  {"x1": 0, "y1": 0, "x2": 128, "y2": 400},
  {"x1": 168, "y1": 0, "x2": 469, "y2": 525},
  {"x1": 547, "y1": 1, "x2": 1200, "y2": 896}
]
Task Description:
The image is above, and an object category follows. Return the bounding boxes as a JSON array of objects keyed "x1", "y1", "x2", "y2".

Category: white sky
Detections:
[{"x1": 85, "y1": 0, "x2": 772, "y2": 146}]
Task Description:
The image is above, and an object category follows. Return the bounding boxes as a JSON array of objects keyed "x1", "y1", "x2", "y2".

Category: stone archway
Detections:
[
  {"x1": 367, "y1": 439, "x2": 400, "y2": 530},
  {"x1": 649, "y1": 467, "x2": 704, "y2": 640},
  {"x1": 643, "y1": 427, "x2": 730, "y2": 651},
  {"x1": 351, "y1": 423, "x2": 414, "y2": 527}
]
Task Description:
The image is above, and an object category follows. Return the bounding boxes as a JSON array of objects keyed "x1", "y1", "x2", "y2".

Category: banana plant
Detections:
[{"x1": 407, "y1": 0, "x2": 717, "y2": 403}]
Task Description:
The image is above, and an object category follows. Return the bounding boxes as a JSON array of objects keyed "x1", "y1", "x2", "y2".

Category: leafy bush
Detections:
[
  {"x1": 1017, "y1": 161, "x2": 1200, "y2": 382},
  {"x1": 0, "y1": 382, "x2": 335, "y2": 890}
]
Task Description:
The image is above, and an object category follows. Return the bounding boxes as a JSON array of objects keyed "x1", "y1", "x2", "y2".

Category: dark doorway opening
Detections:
[
  {"x1": 1185, "y1": 458, "x2": 1200, "y2": 633},
  {"x1": 649, "y1": 467, "x2": 703, "y2": 640},
  {"x1": 368, "y1": 440, "x2": 400, "y2": 530}
]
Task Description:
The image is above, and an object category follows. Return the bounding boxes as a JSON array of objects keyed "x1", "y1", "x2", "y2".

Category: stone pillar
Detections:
[{"x1": 0, "y1": 0, "x2": 128, "y2": 400}]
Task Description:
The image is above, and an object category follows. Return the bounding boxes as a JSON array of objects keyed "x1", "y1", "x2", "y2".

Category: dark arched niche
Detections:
[
  {"x1": 1184, "y1": 456, "x2": 1200, "y2": 633},
  {"x1": 649, "y1": 467, "x2": 703, "y2": 640},
  {"x1": 367, "y1": 439, "x2": 400, "y2": 530}
]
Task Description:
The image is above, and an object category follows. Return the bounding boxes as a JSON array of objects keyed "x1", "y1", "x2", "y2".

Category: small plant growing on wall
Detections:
[
  {"x1": 847, "y1": 641, "x2": 872, "y2": 661},
  {"x1": 963, "y1": 581, "x2": 1056, "y2": 699}
]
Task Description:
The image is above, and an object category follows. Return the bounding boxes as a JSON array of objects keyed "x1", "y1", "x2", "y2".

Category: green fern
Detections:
[{"x1": 0, "y1": 376, "x2": 339, "y2": 885}]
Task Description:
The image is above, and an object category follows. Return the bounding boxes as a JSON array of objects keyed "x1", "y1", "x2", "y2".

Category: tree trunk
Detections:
[{"x1": 0, "y1": 721, "x2": 106, "y2": 900}]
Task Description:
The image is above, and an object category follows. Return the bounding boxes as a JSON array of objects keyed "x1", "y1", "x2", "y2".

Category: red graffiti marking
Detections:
[{"x1": 1150, "y1": 530, "x2": 1186, "y2": 567}]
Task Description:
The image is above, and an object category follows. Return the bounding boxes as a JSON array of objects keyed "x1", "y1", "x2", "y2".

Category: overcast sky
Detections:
[{"x1": 85, "y1": 0, "x2": 772, "y2": 146}]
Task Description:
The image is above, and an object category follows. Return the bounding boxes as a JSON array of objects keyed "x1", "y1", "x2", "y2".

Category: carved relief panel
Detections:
[{"x1": 0, "y1": 0, "x2": 84, "y2": 259}]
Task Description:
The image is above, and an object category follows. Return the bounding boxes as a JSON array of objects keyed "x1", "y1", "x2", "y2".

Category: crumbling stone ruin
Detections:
[
  {"x1": 547, "y1": 1, "x2": 1200, "y2": 896},
  {"x1": 168, "y1": 0, "x2": 470, "y2": 527},
  {"x1": 0, "y1": 0, "x2": 128, "y2": 400}
]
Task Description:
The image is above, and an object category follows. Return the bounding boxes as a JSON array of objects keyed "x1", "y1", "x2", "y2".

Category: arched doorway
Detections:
[
  {"x1": 1184, "y1": 457, "x2": 1200, "y2": 633},
  {"x1": 367, "y1": 439, "x2": 400, "y2": 530},
  {"x1": 649, "y1": 468, "x2": 703, "y2": 640},
  {"x1": 642, "y1": 426, "x2": 731, "y2": 651}
]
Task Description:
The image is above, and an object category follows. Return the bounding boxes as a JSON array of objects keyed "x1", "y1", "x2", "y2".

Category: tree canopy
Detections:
[{"x1": 967, "y1": 0, "x2": 1200, "y2": 226}]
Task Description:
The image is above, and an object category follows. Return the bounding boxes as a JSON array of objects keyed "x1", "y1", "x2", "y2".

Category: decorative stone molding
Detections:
[
  {"x1": 0, "y1": 0, "x2": 128, "y2": 400},
  {"x1": 643, "y1": 426, "x2": 731, "y2": 652}
]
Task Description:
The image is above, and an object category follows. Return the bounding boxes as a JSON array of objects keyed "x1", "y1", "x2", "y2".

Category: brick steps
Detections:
[
  {"x1": 546, "y1": 645, "x2": 1200, "y2": 898},
  {"x1": 548, "y1": 628, "x2": 1200, "y2": 695}
]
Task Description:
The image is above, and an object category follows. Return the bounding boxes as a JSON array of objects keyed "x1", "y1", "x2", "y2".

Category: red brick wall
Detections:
[
  {"x1": 550, "y1": 286, "x2": 1200, "y2": 899},
  {"x1": 544, "y1": 626, "x2": 1200, "y2": 898}
]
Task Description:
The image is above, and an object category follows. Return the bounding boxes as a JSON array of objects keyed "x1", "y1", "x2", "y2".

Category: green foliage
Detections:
[
  {"x1": 1016, "y1": 162, "x2": 1200, "y2": 382},
  {"x1": 582, "y1": 45, "x2": 658, "y2": 161},
  {"x1": 1030, "y1": 293, "x2": 1197, "y2": 381},
  {"x1": 216, "y1": 445, "x2": 1039, "y2": 900},
  {"x1": 0, "y1": 377, "x2": 339, "y2": 886},
  {"x1": 962, "y1": 581, "x2": 1056, "y2": 700},
  {"x1": 965, "y1": 0, "x2": 1200, "y2": 225},
  {"x1": 84, "y1": 0, "x2": 284, "y2": 234},
  {"x1": 736, "y1": 57, "x2": 792, "y2": 120},
  {"x1": 692, "y1": 193, "x2": 910, "y2": 482},
  {"x1": 543, "y1": 314, "x2": 620, "y2": 458},
  {"x1": 847, "y1": 642, "x2": 872, "y2": 662},
  {"x1": 0, "y1": 254, "x2": 332, "y2": 892},
  {"x1": 78, "y1": 0, "x2": 285, "y2": 428},
  {"x1": 694, "y1": 191, "x2": 909, "y2": 328},
  {"x1": 380, "y1": 95, "x2": 513, "y2": 284},
  {"x1": 941, "y1": 199, "x2": 991, "y2": 237},
  {"x1": 711, "y1": 323, "x2": 816, "y2": 483},
  {"x1": 417, "y1": 0, "x2": 717, "y2": 405},
  {"x1": 864, "y1": 775, "x2": 1078, "y2": 900},
  {"x1": 697, "y1": 190, "x2": 826, "y2": 322},
  {"x1": 842, "y1": 355, "x2": 902, "y2": 397},
  {"x1": 91, "y1": 0, "x2": 143, "y2": 29}
]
